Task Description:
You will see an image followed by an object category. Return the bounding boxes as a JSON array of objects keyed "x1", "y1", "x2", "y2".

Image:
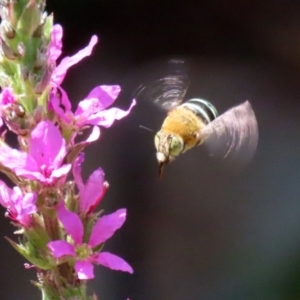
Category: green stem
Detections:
[{"x1": 43, "y1": 212, "x2": 60, "y2": 241}]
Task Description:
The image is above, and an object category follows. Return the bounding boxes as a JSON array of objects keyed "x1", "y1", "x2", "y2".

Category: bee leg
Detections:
[{"x1": 194, "y1": 133, "x2": 204, "y2": 146}]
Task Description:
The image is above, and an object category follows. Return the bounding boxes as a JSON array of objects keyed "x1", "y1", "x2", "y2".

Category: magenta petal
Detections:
[
  {"x1": 80, "y1": 168, "x2": 105, "y2": 213},
  {"x1": 76, "y1": 85, "x2": 121, "y2": 114},
  {"x1": 30, "y1": 121, "x2": 67, "y2": 169},
  {"x1": 0, "y1": 146, "x2": 39, "y2": 177},
  {"x1": 51, "y1": 164, "x2": 71, "y2": 179},
  {"x1": 89, "y1": 209, "x2": 126, "y2": 247},
  {"x1": 48, "y1": 240, "x2": 75, "y2": 258},
  {"x1": 57, "y1": 205, "x2": 83, "y2": 244},
  {"x1": 14, "y1": 169, "x2": 45, "y2": 182},
  {"x1": 75, "y1": 260, "x2": 95, "y2": 280},
  {"x1": 19, "y1": 191, "x2": 37, "y2": 215},
  {"x1": 0, "y1": 186, "x2": 37, "y2": 227},
  {"x1": 72, "y1": 153, "x2": 85, "y2": 192},
  {"x1": 86, "y1": 126, "x2": 100, "y2": 142},
  {"x1": 0, "y1": 147, "x2": 49, "y2": 183},
  {"x1": 90, "y1": 99, "x2": 136, "y2": 127},
  {"x1": 86, "y1": 85, "x2": 121, "y2": 103},
  {"x1": 50, "y1": 92, "x2": 66, "y2": 119},
  {"x1": 0, "y1": 180, "x2": 12, "y2": 207},
  {"x1": 73, "y1": 127, "x2": 100, "y2": 153},
  {"x1": 51, "y1": 35, "x2": 98, "y2": 86},
  {"x1": 95, "y1": 252, "x2": 133, "y2": 274},
  {"x1": 74, "y1": 98, "x2": 102, "y2": 126},
  {"x1": 58, "y1": 86, "x2": 72, "y2": 112},
  {"x1": 49, "y1": 88, "x2": 72, "y2": 123},
  {"x1": 11, "y1": 189, "x2": 37, "y2": 226},
  {"x1": 49, "y1": 24, "x2": 63, "y2": 62},
  {"x1": 0, "y1": 88, "x2": 15, "y2": 105}
]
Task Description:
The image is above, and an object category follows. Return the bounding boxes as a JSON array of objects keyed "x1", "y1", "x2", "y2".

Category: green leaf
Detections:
[{"x1": 5, "y1": 237, "x2": 53, "y2": 270}]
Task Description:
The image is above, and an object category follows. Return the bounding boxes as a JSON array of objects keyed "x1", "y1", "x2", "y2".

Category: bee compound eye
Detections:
[{"x1": 169, "y1": 136, "x2": 184, "y2": 156}]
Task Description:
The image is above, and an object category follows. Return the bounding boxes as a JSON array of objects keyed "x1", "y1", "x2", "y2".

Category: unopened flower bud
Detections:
[
  {"x1": 5, "y1": 0, "x2": 19, "y2": 28},
  {"x1": 1, "y1": 20, "x2": 15, "y2": 39},
  {"x1": 17, "y1": 0, "x2": 41, "y2": 36},
  {"x1": 34, "y1": 66, "x2": 51, "y2": 94},
  {"x1": 21, "y1": 65, "x2": 30, "y2": 80},
  {"x1": 34, "y1": 47, "x2": 47, "y2": 69},
  {"x1": 15, "y1": 103, "x2": 25, "y2": 117},
  {"x1": 32, "y1": 105, "x2": 43, "y2": 123},
  {"x1": 5, "y1": 117, "x2": 31, "y2": 136},
  {"x1": 0, "y1": 37, "x2": 19, "y2": 59},
  {"x1": 33, "y1": 12, "x2": 47, "y2": 38}
]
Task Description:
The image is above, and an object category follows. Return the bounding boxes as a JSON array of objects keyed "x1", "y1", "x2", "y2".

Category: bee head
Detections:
[{"x1": 154, "y1": 131, "x2": 184, "y2": 178}]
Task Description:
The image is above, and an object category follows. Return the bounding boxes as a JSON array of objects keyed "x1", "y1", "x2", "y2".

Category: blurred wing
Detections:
[
  {"x1": 134, "y1": 60, "x2": 189, "y2": 111},
  {"x1": 199, "y1": 101, "x2": 258, "y2": 165}
]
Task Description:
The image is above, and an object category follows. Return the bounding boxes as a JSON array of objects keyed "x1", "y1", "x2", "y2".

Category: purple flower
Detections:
[
  {"x1": 48, "y1": 205, "x2": 133, "y2": 280},
  {"x1": 50, "y1": 85, "x2": 136, "y2": 131},
  {"x1": 48, "y1": 25, "x2": 135, "y2": 134},
  {"x1": 0, "y1": 121, "x2": 71, "y2": 184},
  {"x1": 0, "y1": 87, "x2": 17, "y2": 127},
  {"x1": 0, "y1": 180, "x2": 37, "y2": 227},
  {"x1": 49, "y1": 24, "x2": 98, "y2": 87},
  {"x1": 0, "y1": 87, "x2": 16, "y2": 107},
  {"x1": 73, "y1": 153, "x2": 109, "y2": 214}
]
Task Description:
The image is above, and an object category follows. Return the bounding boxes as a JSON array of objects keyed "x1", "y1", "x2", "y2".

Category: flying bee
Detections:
[
  {"x1": 154, "y1": 97, "x2": 258, "y2": 177},
  {"x1": 135, "y1": 61, "x2": 259, "y2": 178},
  {"x1": 155, "y1": 98, "x2": 218, "y2": 177}
]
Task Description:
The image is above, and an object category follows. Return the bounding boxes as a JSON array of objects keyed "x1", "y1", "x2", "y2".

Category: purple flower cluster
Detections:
[
  {"x1": 48, "y1": 205, "x2": 133, "y2": 279},
  {"x1": 0, "y1": 24, "x2": 134, "y2": 282}
]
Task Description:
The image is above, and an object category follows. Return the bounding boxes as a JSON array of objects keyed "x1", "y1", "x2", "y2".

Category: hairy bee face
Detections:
[{"x1": 154, "y1": 131, "x2": 184, "y2": 177}]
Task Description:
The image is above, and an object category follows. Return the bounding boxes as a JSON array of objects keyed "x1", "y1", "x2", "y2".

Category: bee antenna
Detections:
[{"x1": 139, "y1": 125, "x2": 154, "y2": 134}]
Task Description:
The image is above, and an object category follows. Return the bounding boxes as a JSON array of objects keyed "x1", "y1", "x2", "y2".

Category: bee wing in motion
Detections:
[
  {"x1": 199, "y1": 101, "x2": 258, "y2": 165},
  {"x1": 135, "y1": 75, "x2": 189, "y2": 110},
  {"x1": 134, "y1": 60, "x2": 189, "y2": 110}
]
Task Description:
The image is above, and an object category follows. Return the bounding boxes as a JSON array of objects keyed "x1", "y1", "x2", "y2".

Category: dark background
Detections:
[{"x1": 1, "y1": 0, "x2": 300, "y2": 299}]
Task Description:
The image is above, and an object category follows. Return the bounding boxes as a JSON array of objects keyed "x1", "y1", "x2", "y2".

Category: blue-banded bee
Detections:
[
  {"x1": 135, "y1": 61, "x2": 258, "y2": 178},
  {"x1": 155, "y1": 98, "x2": 218, "y2": 176},
  {"x1": 155, "y1": 97, "x2": 258, "y2": 177}
]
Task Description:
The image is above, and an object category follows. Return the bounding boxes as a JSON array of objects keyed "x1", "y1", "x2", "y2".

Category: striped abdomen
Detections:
[{"x1": 181, "y1": 98, "x2": 218, "y2": 124}]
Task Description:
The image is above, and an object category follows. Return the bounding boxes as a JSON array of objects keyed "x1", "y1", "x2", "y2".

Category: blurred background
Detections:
[{"x1": 1, "y1": 0, "x2": 300, "y2": 299}]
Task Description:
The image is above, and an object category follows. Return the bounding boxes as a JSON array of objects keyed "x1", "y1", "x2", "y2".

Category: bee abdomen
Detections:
[{"x1": 181, "y1": 98, "x2": 218, "y2": 124}]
